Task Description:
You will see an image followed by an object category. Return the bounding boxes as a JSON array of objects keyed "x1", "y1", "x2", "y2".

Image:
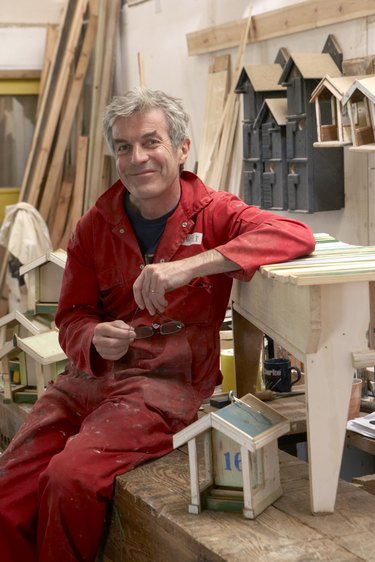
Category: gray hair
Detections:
[{"x1": 103, "y1": 87, "x2": 190, "y2": 154}]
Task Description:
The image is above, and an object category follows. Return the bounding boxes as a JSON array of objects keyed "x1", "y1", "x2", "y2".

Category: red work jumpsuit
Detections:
[{"x1": 0, "y1": 171, "x2": 315, "y2": 562}]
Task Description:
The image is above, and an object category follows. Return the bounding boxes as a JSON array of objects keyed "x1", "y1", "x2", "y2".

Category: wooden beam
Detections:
[
  {"x1": 38, "y1": 2, "x2": 98, "y2": 221},
  {"x1": 84, "y1": 0, "x2": 121, "y2": 210},
  {"x1": 0, "y1": 70, "x2": 41, "y2": 79},
  {"x1": 186, "y1": 0, "x2": 375, "y2": 56},
  {"x1": 20, "y1": 0, "x2": 89, "y2": 205}
]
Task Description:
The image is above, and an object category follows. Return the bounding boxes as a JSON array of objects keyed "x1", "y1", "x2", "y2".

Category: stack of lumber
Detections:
[
  {"x1": 19, "y1": 0, "x2": 121, "y2": 251},
  {"x1": 198, "y1": 17, "x2": 252, "y2": 196}
]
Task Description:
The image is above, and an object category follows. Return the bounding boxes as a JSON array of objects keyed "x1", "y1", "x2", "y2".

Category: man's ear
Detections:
[{"x1": 178, "y1": 138, "x2": 190, "y2": 164}]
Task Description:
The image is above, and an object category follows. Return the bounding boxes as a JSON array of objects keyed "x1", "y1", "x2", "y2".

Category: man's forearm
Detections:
[{"x1": 180, "y1": 249, "x2": 241, "y2": 279}]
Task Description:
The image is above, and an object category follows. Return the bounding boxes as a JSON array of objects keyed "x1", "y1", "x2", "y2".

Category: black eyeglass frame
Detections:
[{"x1": 129, "y1": 307, "x2": 185, "y2": 340}]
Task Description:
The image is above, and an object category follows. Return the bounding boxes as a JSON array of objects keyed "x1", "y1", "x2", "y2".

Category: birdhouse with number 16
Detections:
[{"x1": 173, "y1": 392, "x2": 290, "y2": 519}]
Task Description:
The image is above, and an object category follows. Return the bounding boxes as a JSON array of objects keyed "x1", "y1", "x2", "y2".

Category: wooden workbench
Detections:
[
  {"x1": 1, "y1": 393, "x2": 374, "y2": 561},
  {"x1": 102, "y1": 440, "x2": 375, "y2": 562},
  {"x1": 232, "y1": 234, "x2": 375, "y2": 514}
]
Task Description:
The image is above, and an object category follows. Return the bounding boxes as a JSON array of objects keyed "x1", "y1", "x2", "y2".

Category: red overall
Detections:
[{"x1": 0, "y1": 172, "x2": 315, "y2": 562}]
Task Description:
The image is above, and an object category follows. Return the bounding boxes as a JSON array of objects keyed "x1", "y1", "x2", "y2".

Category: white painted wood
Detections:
[
  {"x1": 351, "y1": 349, "x2": 375, "y2": 368},
  {"x1": 232, "y1": 277, "x2": 322, "y2": 360},
  {"x1": 304, "y1": 281, "x2": 369, "y2": 513},
  {"x1": 188, "y1": 438, "x2": 201, "y2": 512},
  {"x1": 34, "y1": 361, "x2": 45, "y2": 398},
  {"x1": 15, "y1": 330, "x2": 66, "y2": 365},
  {"x1": 233, "y1": 242, "x2": 374, "y2": 513},
  {"x1": 240, "y1": 445, "x2": 254, "y2": 519}
]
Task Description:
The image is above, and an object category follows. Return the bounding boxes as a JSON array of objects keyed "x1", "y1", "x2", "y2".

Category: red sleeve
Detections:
[
  {"x1": 55, "y1": 214, "x2": 113, "y2": 377},
  {"x1": 209, "y1": 192, "x2": 315, "y2": 281}
]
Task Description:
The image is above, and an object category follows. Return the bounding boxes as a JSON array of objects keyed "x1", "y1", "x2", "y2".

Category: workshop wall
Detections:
[{"x1": 1, "y1": 0, "x2": 375, "y2": 245}]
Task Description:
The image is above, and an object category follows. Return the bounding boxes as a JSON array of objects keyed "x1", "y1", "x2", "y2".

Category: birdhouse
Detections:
[
  {"x1": 253, "y1": 98, "x2": 288, "y2": 210},
  {"x1": 341, "y1": 75, "x2": 375, "y2": 151},
  {"x1": 0, "y1": 250, "x2": 68, "y2": 403},
  {"x1": 19, "y1": 249, "x2": 67, "y2": 315},
  {"x1": 278, "y1": 51, "x2": 344, "y2": 212},
  {"x1": 235, "y1": 61, "x2": 286, "y2": 208},
  {"x1": 173, "y1": 392, "x2": 290, "y2": 519},
  {"x1": 310, "y1": 75, "x2": 360, "y2": 146}
]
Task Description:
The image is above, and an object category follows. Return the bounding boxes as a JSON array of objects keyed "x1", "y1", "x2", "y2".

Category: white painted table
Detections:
[{"x1": 232, "y1": 233, "x2": 375, "y2": 514}]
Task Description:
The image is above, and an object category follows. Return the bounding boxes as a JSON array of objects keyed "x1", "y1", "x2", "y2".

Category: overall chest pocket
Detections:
[
  {"x1": 97, "y1": 267, "x2": 128, "y2": 312},
  {"x1": 169, "y1": 279, "x2": 214, "y2": 325}
]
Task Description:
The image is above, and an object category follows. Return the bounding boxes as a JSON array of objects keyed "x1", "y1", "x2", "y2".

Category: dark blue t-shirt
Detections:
[{"x1": 124, "y1": 192, "x2": 177, "y2": 262}]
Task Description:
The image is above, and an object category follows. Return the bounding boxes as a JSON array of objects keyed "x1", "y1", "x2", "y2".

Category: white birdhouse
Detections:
[{"x1": 173, "y1": 392, "x2": 290, "y2": 519}]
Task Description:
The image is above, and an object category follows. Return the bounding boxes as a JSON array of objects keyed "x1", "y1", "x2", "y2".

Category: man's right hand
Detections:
[{"x1": 92, "y1": 320, "x2": 136, "y2": 360}]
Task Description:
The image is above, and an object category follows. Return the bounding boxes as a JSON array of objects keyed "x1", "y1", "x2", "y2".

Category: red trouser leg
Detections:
[
  {"x1": 0, "y1": 379, "x2": 85, "y2": 562},
  {"x1": 0, "y1": 371, "x2": 191, "y2": 562}
]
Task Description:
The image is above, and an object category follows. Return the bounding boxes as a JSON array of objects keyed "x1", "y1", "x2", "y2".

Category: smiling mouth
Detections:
[{"x1": 130, "y1": 170, "x2": 156, "y2": 177}]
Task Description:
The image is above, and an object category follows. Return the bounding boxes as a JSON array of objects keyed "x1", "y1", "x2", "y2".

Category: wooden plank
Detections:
[
  {"x1": 201, "y1": 16, "x2": 251, "y2": 186},
  {"x1": 58, "y1": 136, "x2": 89, "y2": 250},
  {"x1": 197, "y1": 55, "x2": 230, "y2": 178},
  {"x1": 0, "y1": 70, "x2": 41, "y2": 80},
  {"x1": 50, "y1": 165, "x2": 75, "y2": 250},
  {"x1": 351, "y1": 349, "x2": 375, "y2": 368},
  {"x1": 37, "y1": 24, "x2": 59, "y2": 116},
  {"x1": 137, "y1": 51, "x2": 146, "y2": 87},
  {"x1": 103, "y1": 445, "x2": 375, "y2": 562},
  {"x1": 186, "y1": 0, "x2": 375, "y2": 56},
  {"x1": 38, "y1": 1, "x2": 98, "y2": 221},
  {"x1": 85, "y1": 0, "x2": 121, "y2": 210},
  {"x1": 21, "y1": 0, "x2": 89, "y2": 206}
]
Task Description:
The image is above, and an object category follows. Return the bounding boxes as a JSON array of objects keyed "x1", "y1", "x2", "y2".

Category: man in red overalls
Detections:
[{"x1": 0, "y1": 87, "x2": 315, "y2": 562}]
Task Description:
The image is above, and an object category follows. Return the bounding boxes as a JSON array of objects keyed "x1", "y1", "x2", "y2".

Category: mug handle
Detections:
[{"x1": 290, "y1": 366, "x2": 301, "y2": 386}]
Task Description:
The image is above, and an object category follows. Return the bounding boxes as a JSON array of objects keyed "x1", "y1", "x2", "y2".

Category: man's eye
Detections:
[
  {"x1": 145, "y1": 138, "x2": 159, "y2": 147},
  {"x1": 117, "y1": 144, "x2": 130, "y2": 154}
]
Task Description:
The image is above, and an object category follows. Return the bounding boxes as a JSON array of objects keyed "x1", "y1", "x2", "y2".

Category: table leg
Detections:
[
  {"x1": 304, "y1": 282, "x2": 370, "y2": 513},
  {"x1": 232, "y1": 307, "x2": 263, "y2": 398}
]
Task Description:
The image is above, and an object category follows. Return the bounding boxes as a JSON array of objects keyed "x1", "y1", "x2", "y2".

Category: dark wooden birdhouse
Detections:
[
  {"x1": 279, "y1": 52, "x2": 344, "y2": 212},
  {"x1": 253, "y1": 98, "x2": 288, "y2": 210}
]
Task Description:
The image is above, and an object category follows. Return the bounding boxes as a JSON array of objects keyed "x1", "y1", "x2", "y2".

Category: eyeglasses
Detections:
[{"x1": 129, "y1": 307, "x2": 185, "y2": 340}]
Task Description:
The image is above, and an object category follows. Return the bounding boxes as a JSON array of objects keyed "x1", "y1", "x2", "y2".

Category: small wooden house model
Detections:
[
  {"x1": 0, "y1": 249, "x2": 68, "y2": 403},
  {"x1": 235, "y1": 63, "x2": 286, "y2": 208},
  {"x1": 341, "y1": 75, "x2": 375, "y2": 151},
  {"x1": 279, "y1": 52, "x2": 344, "y2": 212},
  {"x1": 19, "y1": 248, "x2": 67, "y2": 315},
  {"x1": 310, "y1": 75, "x2": 361, "y2": 146},
  {"x1": 173, "y1": 393, "x2": 290, "y2": 519},
  {"x1": 15, "y1": 330, "x2": 67, "y2": 398},
  {"x1": 253, "y1": 98, "x2": 288, "y2": 210},
  {"x1": 0, "y1": 310, "x2": 53, "y2": 401}
]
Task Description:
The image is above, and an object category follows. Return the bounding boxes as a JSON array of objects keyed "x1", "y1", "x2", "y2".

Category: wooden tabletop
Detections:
[{"x1": 269, "y1": 391, "x2": 375, "y2": 455}]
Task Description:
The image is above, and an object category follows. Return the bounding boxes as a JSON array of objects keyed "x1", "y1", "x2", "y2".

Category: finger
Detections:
[{"x1": 133, "y1": 275, "x2": 147, "y2": 310}]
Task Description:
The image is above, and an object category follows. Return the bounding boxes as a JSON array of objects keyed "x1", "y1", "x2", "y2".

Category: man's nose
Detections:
[{"x1": 131, "y1": 144, "x2": 148, "y2": 164}]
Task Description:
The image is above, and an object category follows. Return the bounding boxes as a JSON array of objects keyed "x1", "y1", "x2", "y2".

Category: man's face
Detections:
[{"x1": 112, "y1": 108, "x2": 189, "y2": 207}]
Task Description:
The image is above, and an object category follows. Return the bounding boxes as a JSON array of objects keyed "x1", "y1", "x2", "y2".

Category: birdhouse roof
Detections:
[
  {"x1": 15, "y1": 330, "x2": 67, "y2": 365},
  {"x1": 254, "y1": 98, "x2": 288, "y2": 128},
  {"x1": 310, "y1": 75, "x2": 365, "y2": 103},
  {"x1": 279, "y1": 53, "x2": 342, "y2": 84},
  {"x1": 235, "y1": 64, "x2": 285, "y2": 93},
  {"x1": 0, "y1": 310, "x2": 51, "y2": 335},
  {"x1": 19, "y1": 249, "x2": 67, "y2": 275},
  {"x1": 173, "y1": 394, "x2": 290, "y2": 453},
  {"x1": 342, "y1": 75, "x2": 375, "y2": 106}
]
